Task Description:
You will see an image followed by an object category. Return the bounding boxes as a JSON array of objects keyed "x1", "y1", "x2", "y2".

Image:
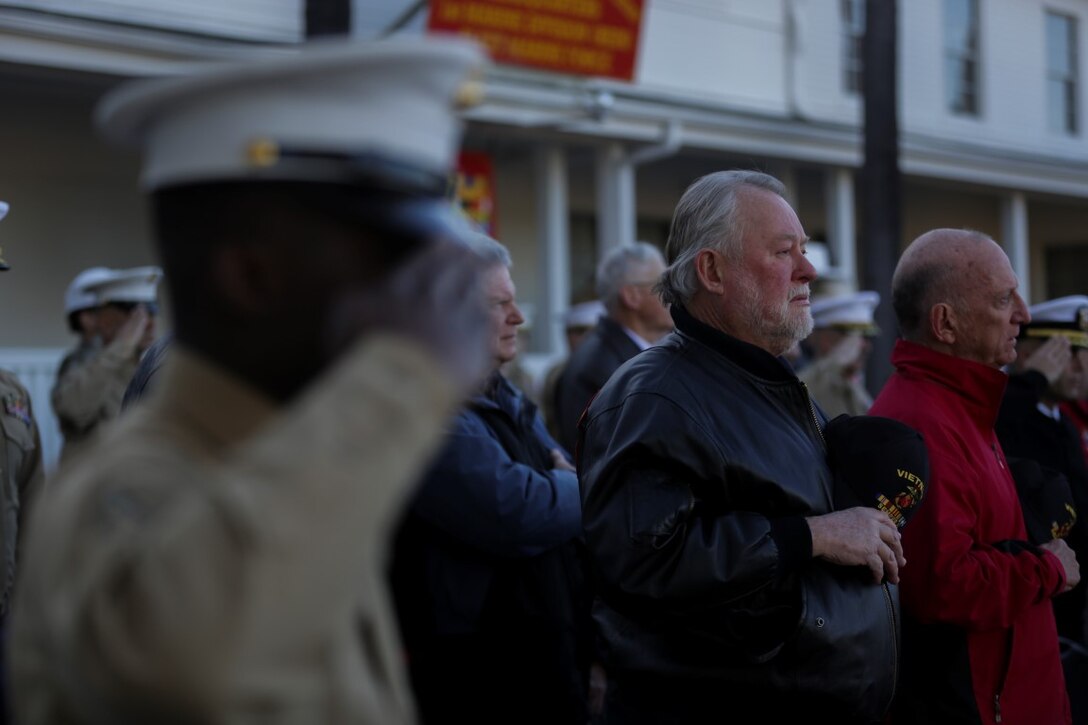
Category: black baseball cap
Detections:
[{"x1": 824, "y1": 414, "x2": 930, "y2": 530}]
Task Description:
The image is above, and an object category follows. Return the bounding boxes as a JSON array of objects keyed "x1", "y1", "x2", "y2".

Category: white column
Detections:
[
  {"x1": 615, "y1": 161, "x2": 636, "y2": 246},
  {"x1": 596, "y1": 142, "x2": 635, "y2": 256},
  {"x1": 1001, "y1": 192, "x2": 1030, "y2": 303},
  {"x1": 826, "y1": 167, "x2": 856, "y2": 285},
  {"x1": 536, "y1": 145, "x2": 570, "y2": 355}
]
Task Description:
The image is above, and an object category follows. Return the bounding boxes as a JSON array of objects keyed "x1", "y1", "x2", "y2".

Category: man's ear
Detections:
[
  {"x1": 930, "y1": 302, "x2": 958, "y2": 345},
  {"x1": 211, "y1": 241, "x2": 288, "y2": 318},
  {"x1": 617, "y1": 283, "x2": 641, "y2": 310},
  {"x1": 694, "y1": 248, "x2": 727, "y2": 295}
]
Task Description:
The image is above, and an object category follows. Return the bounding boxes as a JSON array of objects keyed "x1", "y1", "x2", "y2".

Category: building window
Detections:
[
  {"x1": 1047, "y1": 12, "x2": 1078, "y2": 135},
  {"x1": 841, "y1": 0, "x2": 865, "y2": 94},
  {"x1": 944, "y1": 0, "x2": 980, "y2": 115}
]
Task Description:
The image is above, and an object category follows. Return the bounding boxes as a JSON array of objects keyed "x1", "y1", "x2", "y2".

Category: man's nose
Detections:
[
  {"x1": 511, "y1": 303, "x2": 525, "y2": 326},
  {"x1": 796, "y1": 251, "x2": 818, "y2": 282},
  {"x1": 1013, "y1": 293, "x2": 1030, "y2": 324}
]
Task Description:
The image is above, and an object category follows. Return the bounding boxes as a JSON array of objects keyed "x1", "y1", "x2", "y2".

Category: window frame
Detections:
[
  {"x1": 841, "y1": 0, "x2": 866, "y2": 95},
  {"x1": 944, "y1": 0, "x2": 982, "y2": 116},
  {"x1": 1046, "y1": 10, "x2": 1079, "y2": 135}
]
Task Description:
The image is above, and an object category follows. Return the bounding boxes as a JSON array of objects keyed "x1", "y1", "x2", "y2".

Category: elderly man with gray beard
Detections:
[{"x1": 578, "y1": 170, "x2": 904, "y2": 724}]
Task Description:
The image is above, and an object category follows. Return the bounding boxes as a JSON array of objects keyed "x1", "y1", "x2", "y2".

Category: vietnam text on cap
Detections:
[
  {"x1": 809, "y1": 291, "x2": 881, "y2": 336},
  {"x1": 1021, "y1": 295, "x2": 1088, "y2": 349}
]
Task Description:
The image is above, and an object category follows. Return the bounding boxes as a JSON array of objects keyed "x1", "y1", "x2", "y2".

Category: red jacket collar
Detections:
[{"x1": 890, "y1": 339, "x2": 1009, "y2": 431}]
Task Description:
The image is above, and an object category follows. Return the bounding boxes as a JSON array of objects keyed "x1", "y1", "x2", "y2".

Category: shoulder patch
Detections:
[{"x1": 4, "y1": 396, "x2": 32, "y2": 428}]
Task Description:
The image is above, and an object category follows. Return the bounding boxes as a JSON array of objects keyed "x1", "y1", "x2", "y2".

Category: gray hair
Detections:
[
  {"x1": 656, "y1": 170, "x2": 787, "y2": 306},
  {"x1": 595, "y1": 242, "x2": 665, "y2": 310},
  {"x1": 466, "y1": 230, "x2": 512, "y2": 269}
]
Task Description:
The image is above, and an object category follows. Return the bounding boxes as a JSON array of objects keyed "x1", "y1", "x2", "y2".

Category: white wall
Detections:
[
  {"x1": 638, "y1": 0, "x2": 789, "y2": 112},
  {"x1": 896, "y1": 0, "x2": 1088, "y2": 157},
  {"x1": 0, "y1": 81, "x2": 160, "y2": 349},
  {"x1": 1, "y1": 0, "x2": 302, "y2": 42}
]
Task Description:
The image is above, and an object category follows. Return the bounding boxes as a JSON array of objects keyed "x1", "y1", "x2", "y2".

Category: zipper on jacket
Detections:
[
  {"x1": 798, "y1": 381, "x2": 826, "y2": 448},
  {"x1": 992, "y1": 627, "x2": 1014, "y2": 723}
]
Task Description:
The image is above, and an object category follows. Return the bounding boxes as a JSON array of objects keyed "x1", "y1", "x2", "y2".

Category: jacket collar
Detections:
[
  {"x1": 890, "y1": 339, "x2": 1009, "y2": 430},
  {"x1": 473, "y1": 370, "x2": 517, "y2": 410},
  {"x1": 597, "y1": 315, "x2": 644, "y2": 352},
  {"x1": 672, "y1": 304, "x2": 798, "y2": 383}
]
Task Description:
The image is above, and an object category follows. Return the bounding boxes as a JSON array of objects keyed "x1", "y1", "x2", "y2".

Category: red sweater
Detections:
[{"x1": 870, "y1": 340, "x2": 1069, "y2": 725}]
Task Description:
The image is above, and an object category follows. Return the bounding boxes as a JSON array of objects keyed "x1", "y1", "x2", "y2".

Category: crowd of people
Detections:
[{"x1": 0, "y1": 33, "x2": 1084, "y2": 725}]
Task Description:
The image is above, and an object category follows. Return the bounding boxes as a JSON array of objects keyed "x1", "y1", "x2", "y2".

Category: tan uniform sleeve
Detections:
[
  {"x1": 16, "y1": 336, "x2": 458, "y2": 724},
  {"x1": 15, "y1": 399, "x2": 45, "y2": 548},
  {"x1": 51, "y1": 339, "x2": 140, "y2": 435},
  {"x1": 0, "y1": 380, "x2": 44, "y2": 616}
]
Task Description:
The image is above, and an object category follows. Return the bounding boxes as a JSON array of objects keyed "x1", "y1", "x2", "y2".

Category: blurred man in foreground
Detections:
[{"x1": 10, "y1": 37, "x2": 491, "y2": 724}]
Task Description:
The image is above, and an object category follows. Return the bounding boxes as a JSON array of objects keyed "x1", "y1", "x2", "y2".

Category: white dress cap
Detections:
[
  {"x1": 82, "y1": 266, "x2": 164, "y2": 306},
  {"x1": 95, "y1": 36, "x2": 487, "y2": 192},
  {"x1": 810, "y1": 290, "x2": 881, "y2": 334},
  {"x1": 1023, "y1": 295, "x2": 1088, "y2": 348},
  {"x1": 563, "y1": 301, "x2": 606, "y2": 328},
  {"x1": 1028, "y1": 295, "x2": 1088, "y2": 324},
  {"x1": 65, "y1": 267, "x2": 117, "y2": 314}
]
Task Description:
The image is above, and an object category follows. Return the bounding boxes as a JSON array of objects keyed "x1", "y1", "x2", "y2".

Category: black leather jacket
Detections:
[{"x1": 579, "y1": 306, "x2": 898, "y2": 723}]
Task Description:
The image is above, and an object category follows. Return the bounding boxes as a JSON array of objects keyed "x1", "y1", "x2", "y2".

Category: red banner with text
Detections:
[{"x1": 428, "y1": 0, "x2": 644, "y2": 81}]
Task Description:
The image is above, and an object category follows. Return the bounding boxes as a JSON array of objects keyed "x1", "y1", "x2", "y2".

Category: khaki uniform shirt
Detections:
[
  {"x1": 799, "y1": 355, "x2": 873, "y2": 418},
  {"x1": 0, "y1": 368, "x2": 45, "y2": 616},
  {"x1": 11, "y1": 336, "x2": 457, "y2": 724},
  {"x1": 51, "y1": 338, "x2": 140, "y2": 463}
]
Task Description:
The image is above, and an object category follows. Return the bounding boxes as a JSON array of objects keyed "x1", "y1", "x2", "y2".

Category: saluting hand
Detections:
[
  {"x1": 806, "y1": 507, "x2": 906, "y2": 584},
  {"x1": 1023, "y1": 336, "x2": 1072, "y2": 385},
  {"x1": 325, "y1": 238, "x2": 491, "y2": 395},
  {"x1": 115, "y1": 305, "x2": 154, "y2": 358}
]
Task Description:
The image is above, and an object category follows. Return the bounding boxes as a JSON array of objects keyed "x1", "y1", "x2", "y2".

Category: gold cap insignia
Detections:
[
  {"x1": 455, "y1": 69, "x2": 486, "y2": 110},
  {"x1": 245, "y1": 138, "x2": 281, "y2": 168}
]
